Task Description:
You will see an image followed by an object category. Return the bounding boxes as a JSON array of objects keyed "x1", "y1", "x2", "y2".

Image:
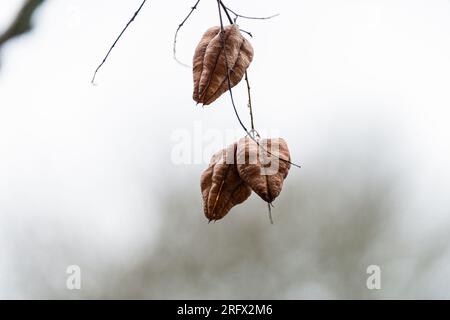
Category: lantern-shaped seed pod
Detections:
[
  {"x1": 193, "y1": 24, "x2": 254, "y2": 105},
  {"x1": 236, "y1": 137, "x2": 291, "y2": 204},
  {"x1": 200, "y1": 142, "x2": 252, "y2": 221}
]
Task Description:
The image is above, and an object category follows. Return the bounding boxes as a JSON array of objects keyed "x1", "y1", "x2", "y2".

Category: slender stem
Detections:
[
  {"x1": 216, "y1": 0, "x2": 301, "y2": 168},
  {"x1": 240, "y1": 29, "x2": 253, "y2": 38},
  {"x1": 0, "y1": 0, "x2": 45, "y2": 48},
  {"x1": 173, "y1": 0, "x2": 201, "y2": 67},
  {"x1": 221, "y1": 2, "x2": 255, "y2": 132},
  {"x1": 268, "y1": 202, "x2": 274, "y2": 224},
  {"x1": 244, "y1": 71, "x2": 255, "y2": 131},
  {"x1": 91, "y1": 0, "x2": 148, "y2": 84},
  {"x1": 219, "y1": 0, "x2": 234, "y2": 24}
]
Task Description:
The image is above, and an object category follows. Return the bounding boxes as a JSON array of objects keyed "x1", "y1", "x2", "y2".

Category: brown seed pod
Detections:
[
  {"x1": 193, "y1": 24, "x2": 254, "y2": 105},
  {"x1": 236, "y1": 137, "x2": 291, "y2": 203},
  {"x1": 200, "y1": 143, "x2": 252, "y2": 221}
]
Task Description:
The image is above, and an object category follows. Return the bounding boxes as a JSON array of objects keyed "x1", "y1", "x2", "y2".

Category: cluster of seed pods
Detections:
[{"x1": 193, "y1": 24, "x2": 292, "y2": 222}]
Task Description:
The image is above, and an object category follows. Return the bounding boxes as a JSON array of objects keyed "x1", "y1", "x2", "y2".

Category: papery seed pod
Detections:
[
  {"x1": 193, "y1": 24, "x2": 254, "y2": 105},
  {"x1": 200, "y1": 143, "x2": 252, "y2": 221},
  {"x1": 236, "y1": 137, "x2": 291, "y2": 203}
]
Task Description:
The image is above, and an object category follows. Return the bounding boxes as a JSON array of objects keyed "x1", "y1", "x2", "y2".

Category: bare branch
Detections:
[
  {"x1": 244, "y1": 71, "x2": 255, "y2": 131},
  {"x1": 91, "y1": 0, "x2": 148, "y2": 84},
  {"x1": 0, "y1": 0, "x2": 45, "y2": 49},
  {"x1": 268, "y1": 202, "x2": 274, "y2": 224},
  {"x1": 217, "y1": 0, "x2": 301, "y2": 169}
]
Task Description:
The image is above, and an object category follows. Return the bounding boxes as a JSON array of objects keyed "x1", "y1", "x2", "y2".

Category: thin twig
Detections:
[
  {"x1": 91, "y1": 0, "x2": 148, "y2": 84},
  {"x1": 268, "y1": 202, "x2": 274, "y2": 224},
  {"x1": 223, "y1": 3, "x2": 280, "y2": 21},
  {"x1": 218, "y1": 1, "x2": 254, "y2": 37},
  {"x1": 217, "y1": 1, "x2": 301, "y2": 169},
  {"x1": 173, "y1": 0, "x2": 201, "y2": 68},
  {"x1": 221, "y1": 2, "x2": 255, "y2": 133},
  {"x1": 239, "y1": 29, "x2": 253, "y2": 38}
]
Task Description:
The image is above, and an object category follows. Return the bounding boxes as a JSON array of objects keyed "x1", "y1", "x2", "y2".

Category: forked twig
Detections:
[
  {"x1": 219, "y1": 0, "x2": 233, "y2": 24},
  {"x1": 173, "y1": 0, "x2": 201, "y2": 67},
  {"x1": 91, "y1": 0, "x2": 148, "y2": 84},
  {"x1": 239, "y1": 29, "x2": 253, "y2": 38},
  {"x1": 268, "y1": 202, "x2": 274, "y2": 224},
  {"x1": 216, "y1": 1, "x2": 249, "y2": 136},
  {"x1": 0, "y1": 0, "x2": 45, "y2": 49},
  {"x1": 173, "y1": 0, "x2": 252, "y2": 67}
]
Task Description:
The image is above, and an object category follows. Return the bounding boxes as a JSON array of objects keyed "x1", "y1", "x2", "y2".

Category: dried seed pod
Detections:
[
  {"x1": 236, "y1": 137, "x2": 291, "y2": 203},
  {"x1": 200, "y1": 143, "x2": 252, "y2": 221},
  {"x1": 193, "y1": 24, "x2": 254, "y2": 105}
]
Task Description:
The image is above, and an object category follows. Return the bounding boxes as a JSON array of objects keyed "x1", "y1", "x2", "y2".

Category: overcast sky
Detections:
[{"x1": 1, "y1": 0, "x2": 450, "y2": 298}]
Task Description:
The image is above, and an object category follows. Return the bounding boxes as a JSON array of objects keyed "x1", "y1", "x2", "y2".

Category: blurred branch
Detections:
[{"x1": 0, "y1": 0, "x2": 45, "y2": 49}]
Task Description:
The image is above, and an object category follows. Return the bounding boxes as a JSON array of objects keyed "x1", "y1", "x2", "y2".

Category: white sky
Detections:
[{"x1": 1, "y1": 0, "x2": 450, "y2": 298}]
